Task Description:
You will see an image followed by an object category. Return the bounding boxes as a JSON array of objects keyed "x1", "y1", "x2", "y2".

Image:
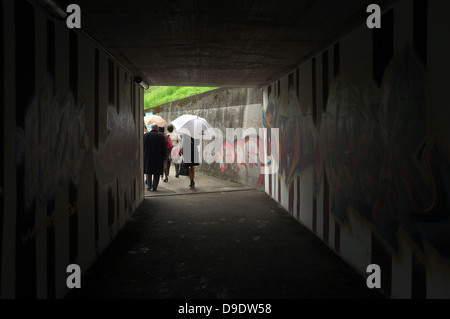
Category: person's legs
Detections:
[
  {"x1": 167, "y1": 159, "x2": 171, "y2": 177},
  {"x1": 187, "y1": 167, "x2": 192, "y2": 187},
  {"x1": 162, "y1": 160, "x2": 166, "y2": 181},
  {"x1": 146, "y1": 174, "x2": 151, "y2": 190},
  {"x1": 152, "y1": 173, "x2": 160, "y2": 191},
  {"x1": 163, "y1": 159, "x2": 170, "y2": 182},
  {"x1": 188, "y1": 166, "x2": 195, "y2": 187},
  {"x1": 175, "y1": 163, "x2": 180, "y2": 177}
]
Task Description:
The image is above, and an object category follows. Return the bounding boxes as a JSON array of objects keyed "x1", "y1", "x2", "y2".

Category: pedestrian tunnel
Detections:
[{"x1": 1, "y1": 0, "x2": 450, "y2": 299}]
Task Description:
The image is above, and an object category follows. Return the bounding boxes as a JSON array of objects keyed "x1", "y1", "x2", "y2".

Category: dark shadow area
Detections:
[{"x1": 67, "y1": 189, "x2": 385, "y2": 299}]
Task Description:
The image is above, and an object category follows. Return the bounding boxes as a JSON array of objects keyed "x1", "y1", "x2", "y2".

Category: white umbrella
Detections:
[{"x1": 171, "y1": 114, "x2": 215, "y2": 139}]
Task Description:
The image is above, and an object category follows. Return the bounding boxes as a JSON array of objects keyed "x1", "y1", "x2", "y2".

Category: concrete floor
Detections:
[
  {"x1": 142, "y1": 166, "x2": 256, "y2": 197},
  {"x1": 66, "y1": 167, "x2": 385, "y2": 300}
]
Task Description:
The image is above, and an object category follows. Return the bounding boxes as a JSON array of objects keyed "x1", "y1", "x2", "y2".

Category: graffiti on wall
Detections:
[
  {"x1": 93, "y1": 85, "x2": 140, "y2": 214},
  {"x1": 264, "y1": 49, "x2": 450, "y2": 257},
  {"x1": 14, "y1": 79, "x2": 89, "y2": 207},
  {"x1": 263, "y1": 88, "x2": 322, "y2": 195},
  {"x1": 322, "y1": 50, "x2": 450, "y2": 254},
  {"x1": 218, "y1": 135, "x2": 265, "y2": 187}
]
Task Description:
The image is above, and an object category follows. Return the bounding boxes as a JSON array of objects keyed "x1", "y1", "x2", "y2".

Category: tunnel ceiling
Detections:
[{"x1": 56, "y1": 0, "x2": 394, "y2": 88}]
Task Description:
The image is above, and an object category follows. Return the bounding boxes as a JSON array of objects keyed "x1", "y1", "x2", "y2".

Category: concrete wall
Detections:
[
  {"x1": 156, "y1": 87, "x2": 264, "y2": 187},
  {"x1": 262, "y1": 0, "x2": 450, "y2": 298},
  {"x1": 1, "y1": 0, "x2": 144, "y2": 298}
]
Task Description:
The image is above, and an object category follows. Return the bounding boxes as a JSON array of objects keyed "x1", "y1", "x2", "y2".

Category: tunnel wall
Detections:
[
  {"x1": 155, "y1": 87, "x2": 264, "y2": 187},
  {"x1": 262, "y1": 0, "x2": 450, "y2": 298},
  {"x1": 1, "y1": 0, "x2": 145, "y2": 298}
]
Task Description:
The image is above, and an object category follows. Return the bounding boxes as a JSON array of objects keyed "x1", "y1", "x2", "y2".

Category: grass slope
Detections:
[{"x1": 144, "y1": 86, "x2": 218, "y2": 111}]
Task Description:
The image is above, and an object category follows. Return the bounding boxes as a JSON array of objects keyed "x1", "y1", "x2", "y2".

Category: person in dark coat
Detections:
[{"x1": 144, "y1": 123, "x2": 167, "y2": 191}]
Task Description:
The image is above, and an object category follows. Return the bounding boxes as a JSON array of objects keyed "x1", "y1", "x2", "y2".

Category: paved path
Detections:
[
  {"x1": 67, "y1": 169, "x2": 384, "y2": 300},
  {"x1": 143, "y1": 167, "x2": 255, "y2": 197}
]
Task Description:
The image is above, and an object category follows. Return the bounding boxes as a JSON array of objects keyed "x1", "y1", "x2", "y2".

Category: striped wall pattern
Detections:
[
  {"x1": 263, "y1": 0, "x2": 450, "y2": 298},
  {"x1": 1, "y1": 0, "x2": 144, "y2": 298}
]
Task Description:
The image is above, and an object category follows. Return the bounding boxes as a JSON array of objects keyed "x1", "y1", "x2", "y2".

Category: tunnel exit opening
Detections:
[{"x1": 142, "y1": 86, "x2": 274, "y2": 196}]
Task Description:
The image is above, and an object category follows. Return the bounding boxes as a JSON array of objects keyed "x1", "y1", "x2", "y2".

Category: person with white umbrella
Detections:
[
  {"x1": 172, "y1": 114, "x2": 215, "y2": 188},
  {"x1": 170, "y1": 114, "x2": 215, "y2": 140}
]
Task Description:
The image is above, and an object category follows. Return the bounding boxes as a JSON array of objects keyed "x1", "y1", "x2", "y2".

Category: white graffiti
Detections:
[
  {"x1": 94, "y1": 99, "x2": 140, "y2": 212},
  {"x1": 14, "y1": 79, "x2": 89, "y2": 207}
]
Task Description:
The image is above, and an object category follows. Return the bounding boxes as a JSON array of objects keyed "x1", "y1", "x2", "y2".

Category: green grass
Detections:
[{"x1": 144, "y1": 86, "x2": 219, "y2": 111}]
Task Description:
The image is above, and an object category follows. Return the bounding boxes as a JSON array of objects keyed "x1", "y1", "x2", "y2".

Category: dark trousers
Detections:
[
  {"x1": 174, "y1": 163, "x2": 180, "y2": 177},
  {"x1": 146, "y1": 174, "x2": 160, "y2": 190}
]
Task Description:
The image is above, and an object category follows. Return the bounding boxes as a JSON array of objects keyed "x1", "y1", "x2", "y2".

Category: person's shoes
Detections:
[
  {"x1": 153, "y1": 187, "x2": 157, "y2": 191},
  {"x1": 189, "y1": 180, "x2": 195, "y2": 188},
  {"x1": 163, "y1": 177, "x2": 168, "y2": 182},
  {"x1": 146, "y1": 187, "x2": 151, "y2": 191},
  {"x1": 175, "y1": 174, "x2": 179, "y2": 178}
]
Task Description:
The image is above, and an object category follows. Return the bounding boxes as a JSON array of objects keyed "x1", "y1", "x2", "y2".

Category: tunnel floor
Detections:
[{"x1": 66, "y1": 170, "x2": 385, "y2": 300}]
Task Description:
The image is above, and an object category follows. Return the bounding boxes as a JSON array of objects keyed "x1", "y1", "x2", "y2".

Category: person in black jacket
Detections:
[{"x1": 144, "y1": 123, "x2": 167, "y2": 191}]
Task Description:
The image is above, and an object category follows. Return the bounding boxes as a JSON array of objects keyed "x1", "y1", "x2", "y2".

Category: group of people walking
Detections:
[{"x1": 143, "y1": 123, "x2": 199, "y2": 191}]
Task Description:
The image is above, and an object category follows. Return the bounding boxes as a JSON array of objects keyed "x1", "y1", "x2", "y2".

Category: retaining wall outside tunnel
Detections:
[
  {"x1": 261, "y1": 0, "x2": 450, "y2": 299},
  {"x1": 154, "y1": 87, "x2": 264, "y2": 188},
  {"x1": 1, "y1": 0, "x2": 145, "y2": 298}
]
